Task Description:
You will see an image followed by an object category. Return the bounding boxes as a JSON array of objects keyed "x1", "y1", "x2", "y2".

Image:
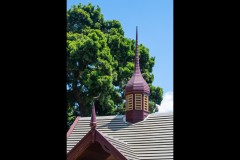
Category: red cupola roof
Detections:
[{"x1": 125, "y1": 26, "x2": 150, "y2": 95}]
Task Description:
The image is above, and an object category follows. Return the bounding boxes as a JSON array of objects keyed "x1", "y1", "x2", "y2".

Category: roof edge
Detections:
[{"x1": 67, "y1": 116, "x2": 80, "y2": 138}]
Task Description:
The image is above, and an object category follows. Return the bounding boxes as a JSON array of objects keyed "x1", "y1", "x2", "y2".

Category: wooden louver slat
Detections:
[
  {"x1": 126, "y1": 94, "x2": 133, "y2": 110},
  {"x1": 135, "y1": 94, "x2": 142, "y2": 110}
]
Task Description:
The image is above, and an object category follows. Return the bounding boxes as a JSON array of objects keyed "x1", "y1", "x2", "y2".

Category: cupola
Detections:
[{"x1": 125, "y1": 27, "x2": 150, "y2": 123}]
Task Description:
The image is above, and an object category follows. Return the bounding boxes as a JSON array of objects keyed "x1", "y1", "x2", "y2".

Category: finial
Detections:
[
  {"x1": 134, "y1": 26, "x2": 140, "y2": 74},
  {"x1": 136, "y1": 26, "x2": 138, "y2": 47},
  {"x1": 90, "y1": 101, "x2": 96, "y2": 128}
]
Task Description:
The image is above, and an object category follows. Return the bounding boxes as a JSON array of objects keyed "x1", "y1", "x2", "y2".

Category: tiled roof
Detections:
[
  {"x1": 67, "y1": 112, "x2": 173, "y2": 160},
  {"x1": 104, "y1": 134, "x2": 140, "y2": 160}
]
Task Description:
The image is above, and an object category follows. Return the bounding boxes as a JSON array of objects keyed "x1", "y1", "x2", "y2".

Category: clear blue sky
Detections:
[{"x1": 67, "y1": 0, "x2": 173, "y2": 94}]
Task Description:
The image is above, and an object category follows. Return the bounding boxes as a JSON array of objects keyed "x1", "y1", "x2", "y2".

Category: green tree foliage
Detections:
[
  {"x1": 149, "y1": 85, "x2": 163, "y2": 112},
  {"x1": 67, "y1": 3, "x2": 163, "y2": 128}
]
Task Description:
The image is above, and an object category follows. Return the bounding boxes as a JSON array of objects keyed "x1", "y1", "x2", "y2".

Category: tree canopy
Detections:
[{"x1": 67, "y1": 3, "x2": 163, "y2": 128}]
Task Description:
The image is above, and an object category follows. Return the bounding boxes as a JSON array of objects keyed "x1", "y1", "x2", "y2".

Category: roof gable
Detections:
[{"x1": 67, "y1": 128, "x2": 127, "y2": 160}]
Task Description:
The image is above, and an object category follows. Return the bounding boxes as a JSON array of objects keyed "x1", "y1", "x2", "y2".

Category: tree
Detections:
[
  {"x1": 67, "y1": 3, "x2": 163, "y2": 128},
  {"x1": 67, "y1": 30, "x2": 117, "y2": 116},
  {"x1": 149, "y1": 85, "x2": 163, "y2": 112}
]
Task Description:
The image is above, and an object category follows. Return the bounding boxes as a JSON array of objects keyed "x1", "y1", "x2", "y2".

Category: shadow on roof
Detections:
[{"x1": 97, "y1": 115, "x2": 132, "y2": 131}]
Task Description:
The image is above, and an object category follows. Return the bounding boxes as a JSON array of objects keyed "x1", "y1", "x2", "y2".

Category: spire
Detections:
[
  {"x1": 134, "y1": 26, "x2": 141, "y2": 74},
  {"x1": 125, "y1": 26, "x2": 150, "y2": 95},
  {"x1": 90, "y1": 102, "x2": 96, "y2": 129},
  {"x1": 125, "y1": 26, "x2": 150, "y2": 124}
]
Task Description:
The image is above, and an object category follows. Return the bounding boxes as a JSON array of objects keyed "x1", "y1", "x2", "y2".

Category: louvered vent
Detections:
[
  {"x1": 126, "y1": 94, "x2": 133, "y2": 110},
  {"x1": 135, "y1": 94, "x2": 142, "y2": 110},
  {"x1": 144, "y1": 95, "x2": 148, "y2": 111}
]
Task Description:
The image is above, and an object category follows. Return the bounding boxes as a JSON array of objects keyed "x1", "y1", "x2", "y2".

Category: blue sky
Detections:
[{"x1": 67, "y1": 0, "x2": 173, "y2": 95}]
